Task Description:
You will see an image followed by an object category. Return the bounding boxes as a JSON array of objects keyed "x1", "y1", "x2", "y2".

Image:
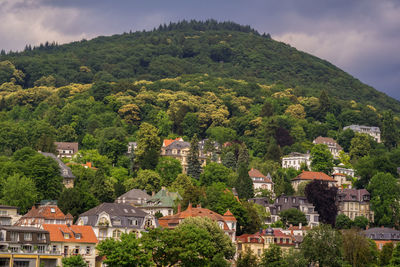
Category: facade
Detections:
[
  {"x1": 313, "y1": 136, "x2": 342, "y2": 158},
  {"x1": 0, "y1": 206, "x2": 20, "y2": 226},
  {"x1": 15, "y1": 201, "x2": 73, "y2": 228},
  {"x1": 343, "y1": 125, "x2": 381, "y2": 143},
  {"x1": 76, "y1": 203, "x2": 158, "y2": 241},
  {"x1": 281, "y1": 152, "x2": 311, "y2": 170},
  {"x1": 337, "y1": 189, "x2": 374, "y2": 222},
  {"x1": 249, "y1": 196, "x2": 319, "y2": 227},
  {"x1": 127, "y1": 142, "x2": 137, "y2": 155},
  {"x1": 333, "y1": 166, "x2": 355, "y2": 177},
  {"x1": 141, "y1": 188, "x2": 182, "y2": 217},
  {"x1": 0, "y1": 226, "x2": 61, "y2": 267},
  {"x1": 54, "y1": 142, "x2": 79, "y2": 158},
  {"x1": 363, "y1": 227, "x2": 400, "y2": 250},
  {"x1": 158, "y1": 204, "x2": 237, "y2": 242},
  {"x1": 291, "y1": 171, "x2": 336, "y2": 192},
  {"x1": 39, "y1": 152, "x2": 75, "y2": 188},
  {"x1": 114, "y1": 189, "x2": 151, "y2": 206},
  {"x1": 236, "y1": 228, "x2": 298, "y2": 257},
  {"x1": 43, "y1": 224, "x2": 97, "y2": 267},
  {"x1": 332, "y1": 173, "x2": 352, "y2": 189},
  {"x1": 248, "y1": 168, "x2": 274, "y2": 193}
]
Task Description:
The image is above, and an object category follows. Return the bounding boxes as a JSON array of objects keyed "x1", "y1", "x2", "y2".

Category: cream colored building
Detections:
[
  {"x1": 282, "y1": 152, "x2": 311, "y2": 170},
  {"x1": 0, "y1": 205, "x2": 21, "y2": 226},
  {"x1": 343, "y1": 125, "x2": 381, "y2": 143},
  {"x1": 337, "y1": 189, "x2": 374, "y2": 222}
]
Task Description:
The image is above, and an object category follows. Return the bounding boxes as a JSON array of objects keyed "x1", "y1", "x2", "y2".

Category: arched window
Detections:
[
  {"x1": 130, "y1": 230, "x2": 139, "y2": 238},
  {"x1": 112, "y1": 230, "x2": 122, "y2": 239}
]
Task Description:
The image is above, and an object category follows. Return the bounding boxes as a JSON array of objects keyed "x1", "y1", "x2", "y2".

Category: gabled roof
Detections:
[
  {"x1": 337, "y1": 189, "x2": 370, "y2": 202},
  {"x1": 43, "y1": 224, "x2": 97, "y2": 243},
  {"x1": 116, "y1": 189, "x2": 151, "y2": 201},
  {"x1": 54, "y1": 142, "x2": 79, "y2": 152},
  {"x1": 20, "y1": 205, "x2": 70, "y2": 220},
  {"x1": 162, "y1": 138, "x2": 184, "y2": 147},
  {"x1": 293, "y1": 171, "x2": 336, "y2": 182},
  {"x1": 249, "y1": 168, "x2": 273, "y2": 183},
  {"x1": 223, "y1": 210, "x2": 237, "y2": 222},
  {"x1": 165, "y1": 140, "x2": 190, "y2": 150},
  {"x1": 145, "y1": 188, "x2": 182, "y2": 208},
  {"x1": 79, "y1": 203, "x2": 147, "y2": 218},
  {"x1": 313, "y1": 136, "x2": 342, "y2": 150}
]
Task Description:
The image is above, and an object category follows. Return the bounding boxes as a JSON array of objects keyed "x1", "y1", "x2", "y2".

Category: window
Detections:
[
  {"x1": 52, "y1": 245, "x2": 57, "y2": 253},
  {"x1": 112, "y1": 230, "x2": 122, "y2": 239},
  {"x1": 10, "y1": 232, "x2": 19, "y2": 242},
  {"x1": 86, "y1": 246, "x2": 91, "y2": 255},
  {"x1": 74, "y1": 246, "x2": 80, "y2": 255},
  {"x1": 22, "y1": 245, "x2": 33, "y2": 253},
  {"x1": 0, "y1": 210, "x2": 7, "y2": 215},
  {"x1": 64, "y1": 246, "x2": 69, "y2": 256},
  {"x1": 113, "y1": 219, "x2": 121, "y2": 226},
  {"x1": 10, "y1": 247, "x2": 18, "y2": 253},
  {"x1": 129, "y1": 219, "x2": 138, "y2": 226},
  {"x1": 38, "y1": 245, "x2": 46, "y2": 253},
  {"x1": 24, "y1": 233, "x2": 32, "y2": 241},
  {"x1": 64, "y1": 233, "x2": 70, "y2": 239},
  {"x1": 75, "y1": 233, "x2": 81, "y2": 239},
  {"x1": 50, "y1": 208, "x2": 55, "y2": 213}
]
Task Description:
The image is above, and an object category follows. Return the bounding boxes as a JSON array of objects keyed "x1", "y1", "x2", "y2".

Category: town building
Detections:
[
  {"x1": 114, "y1": 189, "x2": 151, "y2": 206},
  {"x1": 140, "y1": 187, "x2": 182, "y2": 217},
  {"x1": 127, "y1": 142, "x2": 137, "y2": 156},
  {"x1": 333, "y1": 165, "x2": 355, "y2": 177},
  {"x1": 332, "y1": 173, "x2": 352, "y2": 189},
  {"x1": 281, "y1": 224, "x2": 310, "y2": 238},
  {"x1": 248, "y1": 168, "x2": 274, "y2": 193},
  {"x1": 236, "y1": 227, "x2": 298, "y2": 257},
  {"x1": 313, "y1": 136, "x2": 342, "y2": 158},
  {"x1": 343, "y1": 125, "x2": 381, "y2": 143},
  {"x1": 0, "y1": 226, "x2": 61, "y2": 267},
  {"x1": 54, "y1": 142, "x2": 79, "y2": 158},
  {"x1": 158, "y1": 204, "x2": 236, "y2": 242},
  {"x1": 0, "y1": 206, "x2": 20, "y2": 226},
  {"x1": 15, "y1": 201, "x2": 73, "y2": 228},
  {"x1": 76, "y1": 203, "x2": 158, "y2": 241},
  {"x1": 43, "y1": 224, "x2": 98, "y2": 267},
  {"x1": 363, "y1": 227, "x2": 400, "y2": 250},
  {"x1": 337, "y1": 189, "x2": 374, "y2": 222},
  {"x1": 39, "y1": 152, "x2": 75, "y2": 188},
  {"x1": 291, "y1": 171, "x2": 336, "y2": 192},
  {"x1": 281, "y1": 152, "x2": 311, "y2": 170}
]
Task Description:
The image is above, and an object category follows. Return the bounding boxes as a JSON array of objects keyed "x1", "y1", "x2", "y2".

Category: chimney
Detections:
[
  {"x1": 152, "y1": 191, "x2": 155, "y2": 197},
  {"x1": 299, "y1": 223, "x2": 302, "y2": 229},
  {"x1": 188, "y1": 203, "x2": 192, "y2": 210},
  {"x1": 366, "y1": 225, "x2": 369, "y2": 230},
  {"x1": 381, "y1": 225, "x2": 385, "y2": 228},
  {"x1": 197, "y1": 203, "x2": 202, "y2": 208},
  {"x1": 87, "y1": 162, "x2": 92, "y2": 168},
  {"x1": 177, "y1": 204, "x2": 181, "y2": 213}
]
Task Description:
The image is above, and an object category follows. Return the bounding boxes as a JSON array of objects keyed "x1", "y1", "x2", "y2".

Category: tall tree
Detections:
[
  {"x1": 135, "y1": 123, "x2": 161, "y2": 170},
  {"x1": 125, "y1": 169, "x2": 161, "y2": 194},
  {"x1": 317, "y1": 90, "x2": 332, "y2": 120},
  {"x1": 310, "y1": 144, "x2": 333, "y2": 175},
  {"x1": 222, "y1": 151, "x2": 236, "y2": 170},
  {"x1": 156, "y1": 157, "x2": 182, "y2": 187},
  {"x1": 342, "y1": 229, "x2": 373, "y2": 267},
  {"x1": 279, "y1": 208, "x2": 307, "y2": 227},
  {"x1": 91, "y1": 169, "x2": 115, "y2": 203},
  {"x1": 260, "y1": 244, "x2": 285, "y2": 267},
  {"x1": 187, "y1": 134, "x2": 201, "y2": 180},
  {"x1": 62, "y1": 255, "x2": 88, "y2": 267},
  {"x1": 382, "y1": 110, "x2": 398, "y2": 150},
  {"x1": 235, "y1": 163, "x2": 254, "y2": 200},
  {"x1": 349, "y1": 134, "x2": 372, "y2": 161},
  {"x1": 380, "y1": 242, "x2": 394, "y2": 266},
  {"x1": 305, "y1": 180, "x2": 338, "y2": 226}
]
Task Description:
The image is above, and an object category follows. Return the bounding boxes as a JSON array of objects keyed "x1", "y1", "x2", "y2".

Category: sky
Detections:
[{"x1": 1, "y1": 0, "x2": 399, "y2": 100}]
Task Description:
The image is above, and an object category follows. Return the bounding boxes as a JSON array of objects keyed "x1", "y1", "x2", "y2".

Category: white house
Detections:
[
  {"x1": 248, "y1": 168, "x2": 274, "y2": 193},
  {"x1": 282, "y1": 152, "x2": 311, "y2": 170},
  {"x1": 313, "y1": 136, "x2": 342, "y2": 158},
  {"x1": 343, "y1": 125, "x2": 381, "y2": 143}
]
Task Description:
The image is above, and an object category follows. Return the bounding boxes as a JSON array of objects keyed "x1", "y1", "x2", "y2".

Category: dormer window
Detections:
[
  {"x1": 64, "y1": 233, "x2": 70, "y2": 239},
  {"x1": 75, "y1": 234, "x2": 81, "y2": 239},
  {"x1": 50, "y1": 208, "x2": 56, "y2": 213}
]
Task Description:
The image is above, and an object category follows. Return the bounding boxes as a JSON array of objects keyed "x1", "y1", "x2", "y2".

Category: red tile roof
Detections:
[
  {"x1": 248, "y1": 168, "x2": 265, "y2": 178},
  {"x1": 43, "y1": 224, "x2": 97, "y2": 243},
  {"x1": 294, "y1": 171, "x2": 336, "y2": 182},
  {"x1": 159, "y1": 204, "x2": 235, "y2": 230},
  {"x1": 162, "y1": 138, "x2": 183, "y2": 147},
  {"x1": 22, "y1": 205, "x2": 70, "y2": 220},
  {"x1": 223, "y1": 210, "x2": 237, "y2": 222}
]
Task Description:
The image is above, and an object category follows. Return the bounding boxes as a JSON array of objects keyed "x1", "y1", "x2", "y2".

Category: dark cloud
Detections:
[{"x1": 0, "y1": 0, "x2": 399, "y2": 100}]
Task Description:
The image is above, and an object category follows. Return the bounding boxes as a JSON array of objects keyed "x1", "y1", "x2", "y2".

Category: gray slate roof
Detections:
[
  {"x1": 363, "y1": 227, "x2": 400, "y2": 240},
  {"x1": 39, "y1": 152, "x2": 75, "y2": 179},
  {"x1": 116, "y1": 189, "x2": 151, "y2": 201}
]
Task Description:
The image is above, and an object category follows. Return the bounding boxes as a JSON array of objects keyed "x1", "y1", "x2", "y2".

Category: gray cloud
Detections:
[{"x1": 0, "y1": 0, "x2": 399, "y2": 100}]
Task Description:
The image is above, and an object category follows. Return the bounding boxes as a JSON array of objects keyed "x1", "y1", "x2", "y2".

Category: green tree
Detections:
[
  {"x1": 187, "y1": 134, "x2": 201, "y2": 180},
  {"x1": 301, "y1": 224, "x2": 342, "y2": 267},
  {"x1": 169, "y1": 173, "x2": 193, "y2": 196},
  {"x1": 279, "y1": 208, "x2": 307, "y2": 227},
  {"x1": 338, "y1": 128, "x2": 356, "y2": 153},
  {"x1": 367, "y1": 172, "x2": 400, "y2": 227},
  {"x1": 222, "y1": 151, "x2": 236, "y2": 170},
  {"x1": 62, "y1": 255, "x2": 88, "y2": 267},
  {"x1": 350, "y1": 134, "x2": 372, "y2": 161},
  {"x1": 235, "y1": 163, "x2": 254, "y2": 200},
  {"x1": 390, "y1": 243, "x2": 400, "y2": 266},
  {"x1": 97, "y1": 233, "x2": 153, "y2": 267},
  {"x1": 380, "y1": 242, "x2": 394, "y2": 266},
  {"x1": 90, "y1": 81, "x2": 112, "y2": 102},
  {"x1": 382, "y1": 110, "x2": 398, "y2": 150},
  {"x1": 182, "y1": 112, "x2": 201, "y2": 138},
  {"x1": 237, "y1": 248, "x2": 258, "y2": 267},
  {"x1": 335, "y1": 214, "x2": 353, "y2": 229},
  {"x1": 91, "y1": 169, "x2": 115, "y2": 203},
  {"x1": 342, "y1": 229, "x2": 373, "y2": 267},
  {"x1": 207, "y1": 126, "x2": 237, "y2": 145},
  {"x1": 310, "y1": 143, "x2": 333, "y2": 175},
  {"x1": 0, "y1": 173, "x2": 38, "y2": 213},
  {"x1": 260, "y1": 244, "x2": 285, "y2": 267},
  {"x1": 353, "y1": 216, "x2": 369, "y2": 229},
  {"x1": 58, "y1": 187, "x2": 99, "y2": 219},
  {"x1": 125, "y1": 169, "x2": 161, "y2": 193},
  {"x1": 200, "y1": 162, "x2": 232, "y2": 186},
  {"x1": 57, "y1": 125, "x2": 78, "y2": 142},
  {"x1": 156, "y1": 110, "x2": 173, "y2": 137},
  {"x1": 135, "y1": 123, "x2": 161, "y2": 170},
  {"x1": 156, "y1": 157, "x2": 182, "y2": 187}
]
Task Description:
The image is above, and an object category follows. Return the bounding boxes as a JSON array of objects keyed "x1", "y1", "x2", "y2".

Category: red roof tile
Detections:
[
  {"x1": 248, "y1": 168, "x2": 266, "y2": 178},
  {"x1": 223, "y1": 210, "x2": 237, "y2": 222},
  {"x1": 162, "y1": 138, "x2": 183, "y2": 147},
  {"x1": 43, "y1": 224, "x2": 97, "y2": 243},
  {"x1": 294, "y1": 171, "x2": 336, "y2": 182},
  {"x1": 22, "y1": 205, "x2": 69, "y2": 220}
]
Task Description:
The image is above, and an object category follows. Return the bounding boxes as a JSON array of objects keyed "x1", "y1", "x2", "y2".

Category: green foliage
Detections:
[
  {"x1": 380, "y1": 242, "x2": 394, "y2": 266},
  {"x1": 237, "y1": 248, "x2": 258, "y2": 267},
  {"x1": 350, "y1": 134, "x2": 372, "y2": 161},
  {"x1": 156, "y1": 157, "x2": 182, "y2": 186},
  {"x1": 235, "y1": 163, "x2": 254, "y2": 200},
  {"x1": 353, "y1": 216, "x2": 369, "y2": 229},
  {"x1": 310, "y1": 143, "x2": 333, "y2": 175},
  {"x1": 260, "y1": 244, "x2": 285, "y2": 267},
  {"x1": 62, "y1": 255, "x2": 88, "y2": 267},
  {"x1": 382, "y1": 110, "x2": 398, "y2": 150},
  {"x1": 279, "y1": 208, "x2": 307, "y2": 227},
  {"x1": 125, "y1": 169, "x2": 161, "y2": 193},
  {"x1": 342, "y1": 229, "x2": 375, "y2": 267},
  {"x1": 200, "y1": 162, "x2": 232, "y2": 186},
  {"x1": 187, "y1": 134, "x2": 201, "y2": 180},
  {"x1": 135, "y1": 122, "x2": 161, "y2": 170},
  {"x1": 335, "y1": 214, "x2": 353, "y2": 229},
  {"x1": 390, "y1": 243, "x2": 400, "y2": 266},
  {"x1": 301, "y1": 224, "x2": 343, "y2": 267}
]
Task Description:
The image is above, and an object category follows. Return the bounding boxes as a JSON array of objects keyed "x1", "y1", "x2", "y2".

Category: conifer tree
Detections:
[
  {"x1": 187, "y1": 134, "x2": 201, "y2": 180},
  {"x1": 235, "y1": 163, "x2": 254, "y2": 200},
  {"x1": 222, "y1": 151, "x2": 236, "y2": 170},
  {"x1": 236, "y1": 144, "x2": 249, "y2": 169},
  {"x1": 382, "y1": 110, "x2": 398, "y2": 150}
]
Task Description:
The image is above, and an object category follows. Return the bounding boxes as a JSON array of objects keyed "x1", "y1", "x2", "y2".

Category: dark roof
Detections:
[
  {"x1": 0, "y1": 226, "x2": 48, "y2": 233},
  {"x1": 55, "y1": 142, "x2": 78, "y2": 152},
  {"x1": 313, "y1": 136, "x2": 342, "y2": 150},
  {"x1": 80, "y1": 203, "x2": 147, "y2": 217},
  {"x1": 116, "y1": 189, "x2": 151, "y2": 201},
  {"x1": 165, "y1": 140, "x2": 190, "y2": 150},
  {"x1": 39, "y1": 152, "x2": 75, "y2": 179},
  {"x1": 337, "y1": 189, "x2": 370, "y2": 202},
  {"x1": 363, "y1": 227, "x2": 400, "y2": 240},
  {"x1": 0, "y1": 205, "x2": 18, "y2": 209}
]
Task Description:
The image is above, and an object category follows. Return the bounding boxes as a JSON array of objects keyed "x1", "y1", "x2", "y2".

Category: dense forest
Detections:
[{"x1": 1, "y1": 20, "x2": 400, "y2": 233}]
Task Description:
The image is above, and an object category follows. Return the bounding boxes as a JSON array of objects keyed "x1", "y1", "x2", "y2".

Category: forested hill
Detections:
[{"x1": 0, "y1": 20, "x2": 399, "y2": 113}]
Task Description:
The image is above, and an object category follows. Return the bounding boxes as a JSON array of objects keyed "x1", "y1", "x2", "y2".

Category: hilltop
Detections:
[{"x1": 0, "y1": 20, "x2": 399, "y2": 113}]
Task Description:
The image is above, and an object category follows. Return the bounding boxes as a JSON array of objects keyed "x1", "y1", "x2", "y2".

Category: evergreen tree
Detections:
[
  {"x1": 235, "y1": 163, "x2": 254, "y2": 200},
  {"x1": 236, "y1": 143, "x2": 249, "y2": 168},
  {"x1": 318, "y1": 90, "x2": 332, "y2": 120},
  {"x1": 91, "y1": 169, "x2": 115, "y2": 203},
  {"x1": 222, "y1": 151, "x2": 236, "y2": 170},
  {"x1": 382, "y1": 110, "x2": 398, "y2": 150},
  {"x1": 135, "y1": 123, "x2": 161, "y2": 170},
  {"x1": 187, "y1": 134, "x2": 201, "y2": 180}
]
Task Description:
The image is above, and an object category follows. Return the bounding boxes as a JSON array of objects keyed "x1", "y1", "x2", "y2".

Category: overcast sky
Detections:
[{"x1": 1, "y1": 0, "x2": 399, "y2": 100}]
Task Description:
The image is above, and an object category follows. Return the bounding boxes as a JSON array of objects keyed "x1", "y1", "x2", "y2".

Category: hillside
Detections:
[{"x1": 1, "y1": 20, "x2": 399, "y2": 113}]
